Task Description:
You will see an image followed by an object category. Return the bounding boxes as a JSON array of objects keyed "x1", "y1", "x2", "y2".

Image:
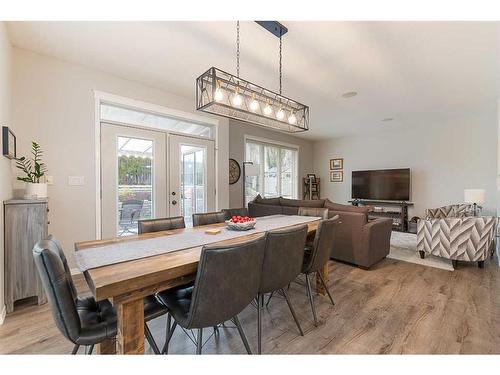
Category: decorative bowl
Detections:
[{"x1": 225, "y1": 219, "x2": 257, "y2": 231}]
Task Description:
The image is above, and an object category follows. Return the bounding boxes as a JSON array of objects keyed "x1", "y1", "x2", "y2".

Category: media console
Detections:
[{"x1": 349, "y1": 199, "x2": 413, "y2": 232}]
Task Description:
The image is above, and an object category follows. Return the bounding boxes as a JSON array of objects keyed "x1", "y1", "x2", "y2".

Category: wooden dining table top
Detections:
[{"x1": 75, "y1": 219, "x2": 321, "y2": 303}]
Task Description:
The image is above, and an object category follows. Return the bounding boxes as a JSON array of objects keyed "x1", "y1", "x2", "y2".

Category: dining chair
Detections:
[
  {"x1": 33, "y1": 235, "x2": 167, "y2": 354},
  {"x1": 301, "y1": 216, "x2": 339, "y2": 326},
  {"x1": 156, "y1": 235, "x2": 267, "y2": 354},
  {"x1": 137, "y1": 216, "x2": 188, "y2": 354},
  {"x1": 138, "y1": 216, "x2": 186, "y2": 234},
  {"x1": 298, "y1": 206, "x2": 329, "y2": 219},
  {"x1": 256, "y1": 225, "x2": 308, "y2": 354},
  {"x1": 192, "y1": 211, "x2": 226, "y2": 227},
  {"x1": 222, "y1": 207, "x2": 249, "y2": 220}
]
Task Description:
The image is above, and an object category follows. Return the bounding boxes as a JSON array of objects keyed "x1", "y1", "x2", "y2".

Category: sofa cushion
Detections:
[
  {"x1": 254, "y1": 194, "x2": 282, "y2": 206},
  {"x1": 279, "y1": 198, "x2": 325, "y2": 208},
  {"x1": 248, "y1": 202, "x2": 283, "y2": 217},
  {"x1": 282, "y1": 206, "x2": 299, "y2": 215},
  {"x1": 324, "y1": 199, "x2": 371, "y2": 214}
]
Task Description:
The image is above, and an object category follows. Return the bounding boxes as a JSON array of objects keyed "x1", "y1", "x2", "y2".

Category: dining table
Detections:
[{"x1": 74, "y1": 215, "x2": 328, "y2": 354}]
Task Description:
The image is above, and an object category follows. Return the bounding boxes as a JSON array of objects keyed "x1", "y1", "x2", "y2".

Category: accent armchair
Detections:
[{"x1": 417, "y1": 215, "x2": 497, "y2": 268}]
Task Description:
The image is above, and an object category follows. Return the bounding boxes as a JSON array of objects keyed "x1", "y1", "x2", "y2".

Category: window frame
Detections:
[{"x1": 243, "y1": 135, "x2": 299, "y2": 203}]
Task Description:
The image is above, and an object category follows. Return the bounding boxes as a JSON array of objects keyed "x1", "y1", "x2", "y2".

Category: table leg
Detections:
[
  {"x1": 316, "y1": 262, "x2": 328, "y2": 296},
  {"x1": 98, "y1": 337, "x2": 116, "y2": 354},
  {"x1": 116, "y1": 298, "x2": 144, "y2": 354}
]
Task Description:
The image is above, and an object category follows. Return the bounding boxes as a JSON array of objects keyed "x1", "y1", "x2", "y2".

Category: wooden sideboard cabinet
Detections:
[{"x1": 4, "y1": 198, "x2": 49, "y2": 313}]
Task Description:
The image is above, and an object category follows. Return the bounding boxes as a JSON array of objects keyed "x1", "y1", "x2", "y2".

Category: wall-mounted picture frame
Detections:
[
  {"x1": 330, "y1": 170, "x2": 343, "y2": 182},
  {"x1": 330, "y1": 158, "x2": 343, "y2": 170},
  {"x1": 2, "y1": 126, "x2": 16, "y2": 159}
]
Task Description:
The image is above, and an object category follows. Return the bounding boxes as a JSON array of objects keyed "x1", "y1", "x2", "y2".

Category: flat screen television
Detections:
[{"x1": 352, "y1": 168, "x2": 410, "y2": 201}]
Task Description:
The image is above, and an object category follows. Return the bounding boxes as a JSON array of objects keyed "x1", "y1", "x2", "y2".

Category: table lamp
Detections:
[{"x1": 464, "y1": 189, "x2": 485, "y2": 216}]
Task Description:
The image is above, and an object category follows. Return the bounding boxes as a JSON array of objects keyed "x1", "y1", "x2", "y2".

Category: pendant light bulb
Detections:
[
  {"x1": 249, "y1": 94, "x2": 259, "y2": 112},
  {"x1": 276, "y1": 108, "x2": 285, "y2": 121},
  {"x1": 288, "y1": 112, "x2": 297, "y2": 125},
  {"x1": 214, "y1": 80, "x2": 224, "y2": 102},
  {"x1": 263, "y1": 101, "x2": 273, "y2": 116},
  {"x1": 231, "y1": 87, "x2": 243, "y2": 107}
]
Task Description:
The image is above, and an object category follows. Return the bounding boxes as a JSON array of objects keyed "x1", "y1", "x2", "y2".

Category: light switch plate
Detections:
[{"x1": 68, "y1": 176, "x2": 85, "y2": 186}]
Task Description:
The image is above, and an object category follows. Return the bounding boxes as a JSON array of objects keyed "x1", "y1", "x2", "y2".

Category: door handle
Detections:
[{"x1": 172, "y1": 200, "x2": 177, "y2": 205}]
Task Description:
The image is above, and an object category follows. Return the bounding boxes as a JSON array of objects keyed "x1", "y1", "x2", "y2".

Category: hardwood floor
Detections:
[{"x1": 1, "y1": 257, "x2": 498, "y2": 354}]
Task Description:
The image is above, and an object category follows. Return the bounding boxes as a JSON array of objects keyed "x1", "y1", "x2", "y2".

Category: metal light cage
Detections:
[{"x1": 196, "y1": 67, "x2": 309, "y2": 133}]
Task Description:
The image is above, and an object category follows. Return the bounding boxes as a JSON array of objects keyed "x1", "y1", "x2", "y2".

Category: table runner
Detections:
[{"x1": 75, "y1": 215, "x2": 319, "y2": 271}]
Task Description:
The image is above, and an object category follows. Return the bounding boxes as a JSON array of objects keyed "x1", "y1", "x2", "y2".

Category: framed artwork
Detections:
[
  {"x1": 330, "y1": 158, "x2": 343, "y2": 170},
  {"x1": 2, "y1": 126, "x2": 16, "y2": 159},
  {"x1": 330, "y1": 171, "x2": 343, "y2": 182}
]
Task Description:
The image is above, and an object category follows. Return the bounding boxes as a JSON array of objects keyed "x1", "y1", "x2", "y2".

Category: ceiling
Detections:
[{"x1": 6, "y1": 21, "x2": 500, "y2": 140}]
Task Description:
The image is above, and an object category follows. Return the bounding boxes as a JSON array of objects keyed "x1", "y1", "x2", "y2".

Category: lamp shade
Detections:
[
  {"x1": 244, "y1": 163, "x2": 260, "y2": 177},
  {"x1": 464, "y1": 189, "x2": 485, "y2": 204}
]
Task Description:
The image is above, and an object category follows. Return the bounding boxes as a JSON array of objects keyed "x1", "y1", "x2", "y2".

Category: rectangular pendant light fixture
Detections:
[{"x1": 196, "y1": 67, "x2": 309, "y2": 133}]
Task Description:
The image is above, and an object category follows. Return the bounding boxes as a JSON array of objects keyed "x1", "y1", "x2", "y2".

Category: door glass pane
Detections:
[
  {"x1": 180, "y1": 145, "x2": 206, "y2": 225},
  {"x1": 280, "y1": 148, "x2": 295, "y2": 199},
  {"x1": 117, "y1": 136, "x2": 153, "y2": 236},
  {"x1": 245, "y1": 142, "x2": 262, "y2": 205},
  {"x1": 264, "y1": 145, "x2": 279, "y2": 197}
]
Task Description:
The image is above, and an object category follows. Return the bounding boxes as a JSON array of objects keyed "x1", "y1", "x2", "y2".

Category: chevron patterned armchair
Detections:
[{"x1": 417, "y1": 215, "x2": 497, "y2": 269}]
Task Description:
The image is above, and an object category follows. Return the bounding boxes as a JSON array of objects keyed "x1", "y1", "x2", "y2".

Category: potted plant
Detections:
[{"x1": 15, "y1": 141, "x2": 49, "y2": 198}]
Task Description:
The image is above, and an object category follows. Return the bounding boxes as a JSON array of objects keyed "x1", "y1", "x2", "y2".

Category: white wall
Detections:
[
  {"x1": 0, "y1": 22, "x2": 13, "y2": 323},
  {"x1": 228, "y1": 119, "x2": 314, "y2": 207},
  {"x1": 313, "y1": 115, "x2": 498, "y2": 218},
  {"x1": 12, "y1": 48, "x2": 229, "y2": 268}
]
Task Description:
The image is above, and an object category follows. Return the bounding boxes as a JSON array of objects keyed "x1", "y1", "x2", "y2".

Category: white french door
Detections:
[
  {"x1": 101, "y1": 123, "x2": 216, "y2": 237},
  {"x1": 168, "y1": 134, "x2": 216, "y2": 225},
  {"x1": 101, "y1": 123, "x2": 167, "y2": 238}
]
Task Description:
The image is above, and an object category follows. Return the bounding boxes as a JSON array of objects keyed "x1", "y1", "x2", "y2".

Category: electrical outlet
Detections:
[
  {"x1": 45, "y1": 175, "x2": 54, "y2": 185},
  {"x1": 68, "y1": 176, "x2": 85, "y2": 186}
]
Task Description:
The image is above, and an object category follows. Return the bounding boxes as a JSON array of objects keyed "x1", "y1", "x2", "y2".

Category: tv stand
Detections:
[{"x1": 349, "y1": 199, "x2": 413, "y2": 232}]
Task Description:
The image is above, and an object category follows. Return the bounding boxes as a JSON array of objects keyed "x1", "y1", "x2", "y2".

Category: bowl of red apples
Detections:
[{"x1": 225, "y1": 215, "x2": 257, "y2": 231}]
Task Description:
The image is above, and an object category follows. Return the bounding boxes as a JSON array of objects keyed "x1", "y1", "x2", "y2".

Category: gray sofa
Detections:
[{"x1": 248, "y1": 195, "x2": 393, "y2": 269}]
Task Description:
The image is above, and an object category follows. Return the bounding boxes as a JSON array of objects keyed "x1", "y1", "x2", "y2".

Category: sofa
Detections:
[
  {"x1": 248, "y1": 195, "x2": 393, "y2": 269},
  {"x1": 417, "y1": 204, "x2": 497, "y2": 268}
]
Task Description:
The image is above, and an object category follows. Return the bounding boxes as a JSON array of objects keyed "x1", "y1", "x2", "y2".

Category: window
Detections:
[
  {"x1": 101, "y1": 103, "x2": 213, "y2": 138},
  {"x1": 245, "y1": 139, "x2": 298, "y2": 205}
]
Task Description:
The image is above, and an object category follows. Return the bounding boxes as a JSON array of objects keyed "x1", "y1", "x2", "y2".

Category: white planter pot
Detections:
[{"x1": 25, "y1": 183, "x2": 48, "y2": 198}]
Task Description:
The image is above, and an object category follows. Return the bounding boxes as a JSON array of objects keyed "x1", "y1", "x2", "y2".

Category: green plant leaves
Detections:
[{"x1": 15, "y1": 141, "x2": 48, "y2": 184}]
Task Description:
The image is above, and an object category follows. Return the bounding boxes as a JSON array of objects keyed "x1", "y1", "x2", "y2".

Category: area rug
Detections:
[{"x1": 389, "y1": 231, "x2": 454, "y2": 271}]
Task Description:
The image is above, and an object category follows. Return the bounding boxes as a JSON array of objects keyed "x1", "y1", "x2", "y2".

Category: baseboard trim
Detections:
[
  {"x1": 0, "y1": 304, "x2": 6, "y2": 325},
  {"x1": 70, "y1": 267, "x2": 82, "y2": 276}
]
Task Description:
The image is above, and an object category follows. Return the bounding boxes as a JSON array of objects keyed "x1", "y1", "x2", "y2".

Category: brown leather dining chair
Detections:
[
  {"x1": 301, "y1": 216, "x2": 339, "y2": 326},
  {"x1": 257, "y1": 225, "x2": 308, "y2": 354},
  {"x1": 222, "y1": 208, "x2": 249, "y2": 220},
  {"x1": 192, "y1": 211, "x2": 226, "y2": 227},
  {"x1": 156, "y1": 235, "x2": 267, "y2": 354},
  {"x1": 33, "y1": 235, "x2": 168, "y2": 354},
  {"x1": 138, "y1": 216, "x2": 186, "y2": 234}
]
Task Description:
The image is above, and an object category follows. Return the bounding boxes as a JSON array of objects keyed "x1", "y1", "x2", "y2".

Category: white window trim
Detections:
[
  {"x1": 243, "y1": 135, "x2": 300, "y2": 201},
  {"x1": 94, "y1": 91, "x2": 220, "y2": 240}
]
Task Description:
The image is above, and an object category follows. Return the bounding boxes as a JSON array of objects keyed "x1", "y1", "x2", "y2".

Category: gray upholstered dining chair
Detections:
[
  {"x1": 33, "y1": 235, "x2": 167, "y2": 354},
  {"x1": 222, "y1": 207, "x2": 249, "y2": 220},
  {"x1": 156, "y1": 235, "x2": 267, "y2": 354},
  {"x1": 256, "y1": 225, "x2": 308, "y2": 354},
  {"x1": 301, "y1": 216, "x2": 339, "y2": 326},
  {"x1": 138, "y1": 216, "x2": 186, "y2": 234},
  {"x1": 192, "y1": 211, "x2": 226, "y2": 227},
  {"x1": 298, "y1": 206, "x2": 329, "y2": 219}
]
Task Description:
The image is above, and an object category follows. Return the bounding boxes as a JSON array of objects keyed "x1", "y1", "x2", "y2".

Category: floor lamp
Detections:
[{"x1": 242, "y1": 161, "x2": 260, "y2": 207}]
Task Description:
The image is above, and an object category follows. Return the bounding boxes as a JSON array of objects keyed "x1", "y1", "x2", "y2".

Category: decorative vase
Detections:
[{"x1": 25, "y1": 183, "x2": 48, "y2": 199}]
